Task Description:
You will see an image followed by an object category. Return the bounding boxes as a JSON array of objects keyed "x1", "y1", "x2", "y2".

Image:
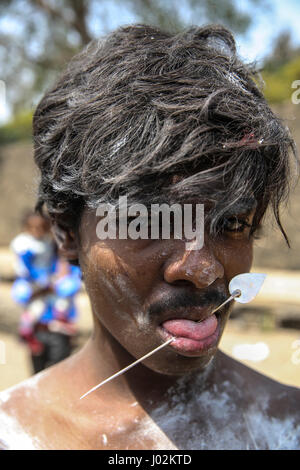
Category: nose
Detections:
[{"x1": 164, "y1": 241, "x2": 225, "y2": 289}]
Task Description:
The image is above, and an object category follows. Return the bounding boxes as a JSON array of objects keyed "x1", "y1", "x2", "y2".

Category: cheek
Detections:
[
  {"x1": 79, "y1": 243, "x2": 147, "y2": 325},
  {"x1": 214, "y1": 239, "x2": 254, "y2": 281}
]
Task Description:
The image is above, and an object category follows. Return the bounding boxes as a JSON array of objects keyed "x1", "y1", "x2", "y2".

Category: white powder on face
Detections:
[
  {"x1": 114, "y1": 273, "x2": 152, "y2": 331},
  {"x1": 115, "y1": 274, "x2": 142, "y2": 309},
  {"x1": 96, "y1": 271, "x2": 147, "y2": 327},
  {"x1": 97, "y1": 273, "x2": 120, "y2": 299},
  {"x1": 134, "y1": 309, "x2": 151, "y2": 330}
]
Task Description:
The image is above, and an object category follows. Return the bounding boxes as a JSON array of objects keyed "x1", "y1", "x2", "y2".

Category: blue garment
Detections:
[
  {"x1": 39, "y1": 266, "x2": 82, "y2": 325},
  {"x1": 12, "y1": 266, "x2": 82, "y2": 325},
  {"x1": 19, "y1": 249, "x2": 57, "y2": 284},
  {"x1": 10, "y1": 232, "x2": 57, "y2": 287},
  {"x1": 11, "y1": 233, "x2": 81, "y2": 326}
]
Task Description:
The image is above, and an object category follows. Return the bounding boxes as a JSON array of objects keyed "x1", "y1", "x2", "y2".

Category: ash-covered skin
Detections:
[
  {"x1": 1, "y1": 349, "x2": 299, "y2": 450},
  {"x1": 137, "y1": 368, "x2": 300, "y2": 450}
]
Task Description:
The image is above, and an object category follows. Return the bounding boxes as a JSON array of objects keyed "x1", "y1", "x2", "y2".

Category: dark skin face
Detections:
[{"x1": 75, "y1": 202, "x2": 255, "y2": 378}]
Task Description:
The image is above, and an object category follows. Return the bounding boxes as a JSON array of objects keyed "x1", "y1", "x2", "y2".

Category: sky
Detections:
[
  {"x1": 87, "y1": 0, "x2": 300, "y2": 63},
  {"x1": 1, "y1": 0, "x2": 300, "y2": 123},
  {"x1": 237, "y1": 0, "x2": 300, "y2": 63}
]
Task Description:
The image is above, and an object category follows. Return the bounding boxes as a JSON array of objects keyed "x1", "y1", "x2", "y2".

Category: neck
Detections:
[{"x1": 79, "y1": 319, "x2": 218, "y2": 408}]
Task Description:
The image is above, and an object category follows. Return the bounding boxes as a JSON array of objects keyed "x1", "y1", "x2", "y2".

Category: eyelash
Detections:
[{"x1": 221, "y1": 217, "x2": 252, "y2": 233}]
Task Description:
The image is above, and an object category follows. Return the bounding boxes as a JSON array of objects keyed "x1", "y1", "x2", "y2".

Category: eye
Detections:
[{"x1": 222, "y1": 216, "x2": 252, "y2": 233}]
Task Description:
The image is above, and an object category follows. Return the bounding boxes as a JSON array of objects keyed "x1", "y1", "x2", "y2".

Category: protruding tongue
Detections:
[{"x1": 162, "y1": 315, "x2": 218, "y2": 341}]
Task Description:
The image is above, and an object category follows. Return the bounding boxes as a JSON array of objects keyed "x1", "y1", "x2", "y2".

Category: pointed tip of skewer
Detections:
[
  {"x1": 80, "y1": 381, "x2": 108, "y2": 400},
  {"x1": 79, "y1": 337, "x2": 175, "y2": 400},
  {"x1": 80, "y1": 388, "x2": 95, "y2": 400}
]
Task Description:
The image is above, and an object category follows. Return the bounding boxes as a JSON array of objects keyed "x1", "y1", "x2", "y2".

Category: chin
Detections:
[{"x1": 141, "y1": 349, "x2": 216, "y2": 377}]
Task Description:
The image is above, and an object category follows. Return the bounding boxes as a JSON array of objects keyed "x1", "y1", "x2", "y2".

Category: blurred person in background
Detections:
[{"x1": 10, "y1": 211, "x2": 81, "y2": 373}]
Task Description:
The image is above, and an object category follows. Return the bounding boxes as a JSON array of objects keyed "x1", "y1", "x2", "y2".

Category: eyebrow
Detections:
[{"x1": 222, "y1": 197, "x2": 257, "y2": 217}]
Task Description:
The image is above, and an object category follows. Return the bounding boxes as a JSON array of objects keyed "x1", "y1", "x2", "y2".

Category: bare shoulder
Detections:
[
  {"x1": 0, "y1": 370, "x2": 50, "y2": 449},
  {"x1": 0, "y1": 351, "x2": 105, "y2": 450},
  {"x1": 225, "y1": 352, "x2": 299, "y2": 398},
  {"x1": 0, "y1": 360, "x2": 81, "y2": 450},
  {"x1": 213, "y1": 351, "x2": 300, "y2": 449},
  {"x1": 219, "y1": 350, "x2": 300, "y2": 397}
]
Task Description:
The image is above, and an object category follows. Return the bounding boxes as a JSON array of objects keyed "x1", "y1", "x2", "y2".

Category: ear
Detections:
[{"x1": 51, "y1": 220, "x2": 79, "y2": 262}]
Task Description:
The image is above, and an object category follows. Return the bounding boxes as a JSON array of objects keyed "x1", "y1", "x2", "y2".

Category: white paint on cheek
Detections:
[
  {"x1": 92, "y1": 272, "x2": 130, "y2": 322},
  {"x1": 115, "y1": 274, "x2": 142, "y2": 308},
  {"x1": 135, "y1": 309, "x2": 151, "y2": 330},
  {"x1": 114, "y1": 274, "x2": 151, "y2": 331},
  {"x1": 97, "y1": 271, "x2": 120, "y2": 298}
]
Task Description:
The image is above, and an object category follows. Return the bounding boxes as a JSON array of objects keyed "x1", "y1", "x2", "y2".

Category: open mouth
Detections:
[{"x1": 158, "y1": 313, "x2": 221, "y2": 355}]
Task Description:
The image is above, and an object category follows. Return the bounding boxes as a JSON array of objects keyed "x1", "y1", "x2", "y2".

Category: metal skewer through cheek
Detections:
[{"x1": 79, "y1": 289, "x2": 241, "y2": 400}]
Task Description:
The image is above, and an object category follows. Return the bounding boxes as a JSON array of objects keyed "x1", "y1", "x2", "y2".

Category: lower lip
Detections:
[{"x1": 159, "y1": 315, "x2": 221, "y2": 355}]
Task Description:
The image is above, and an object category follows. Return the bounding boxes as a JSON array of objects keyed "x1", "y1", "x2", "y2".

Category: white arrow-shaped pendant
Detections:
[{"x1": 229, "y1": 272, "x2": 267, "y2": 304}]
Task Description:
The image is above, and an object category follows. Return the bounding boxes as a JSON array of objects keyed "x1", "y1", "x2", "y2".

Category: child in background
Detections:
[{"x1": 10, "y1": 211, "x2": 81, "y2": 373}]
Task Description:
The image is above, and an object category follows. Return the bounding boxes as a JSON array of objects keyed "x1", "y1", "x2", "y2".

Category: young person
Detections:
[{"x1": 0, "y1": 24, "x2": 299, "y2": 450}]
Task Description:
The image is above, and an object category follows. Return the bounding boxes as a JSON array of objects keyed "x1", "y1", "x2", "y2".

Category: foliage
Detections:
[
  {"x1": 262, "y1": 57, "x2": 300, "y2": 103},
  {"x1": 0, "y1": 0, "x2": 267, "y2": 114},
  {"x1": 0, "y1": 110, "x2": 33, "y2": 144},
  {"x1": 262, "y1": 32, "x2": 300, "y2": 104},
  {"x1": 263, "y1": 31, "x2": 300, "y2": 73}
]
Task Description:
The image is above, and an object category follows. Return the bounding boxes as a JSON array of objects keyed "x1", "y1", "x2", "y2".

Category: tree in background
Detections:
[
  {"x1": 262, "y1": 31, "x2": 300, "y2": 103},
  {"x1": 0, "y1": 0, "x2": 266, "y2": 115},
  {"x1": 263, "y1": 31, "x2": 300, "y2": 73}
]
